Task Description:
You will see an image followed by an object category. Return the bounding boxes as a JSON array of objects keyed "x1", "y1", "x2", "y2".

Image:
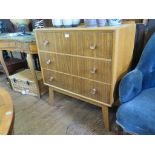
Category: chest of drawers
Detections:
[{"x1": 35, "y1": 24, "x2": 136, "y2": 130}]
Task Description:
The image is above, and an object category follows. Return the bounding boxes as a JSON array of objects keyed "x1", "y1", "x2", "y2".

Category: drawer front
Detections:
[
  {"x1": 40, "y1": 52, "x2": 112, "y2": 84},
  {"x1": 0, "y1": 41, "x2": 16, "y2": 49},
  {"x1": 81, "y1": 32, "x2": 113, "y2": 59},
  {"x1": 0, "y1": 41, "x2": 31, "y2": 52},
  {"x1": 36, "y1": 31, "x2": 81, "y2": 55},
  {"x1": 36, "y1": 31, "x2": 113, "y2": 59},
  {"x1": 43, "y1": 69, "x2": 111, "y2": 103}
]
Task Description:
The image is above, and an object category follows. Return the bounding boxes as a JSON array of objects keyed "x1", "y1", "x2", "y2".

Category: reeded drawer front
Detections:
[
  {"x1": 43, "y1": 69, "x2": 111, "y2": 103},
  {"x1": 36, "y1": 31, "x2": 113, "y2": 59},
  {"x1": 81, "y1": 32, "x2": 113, "y2": 59},
  {"x1": 40, "y1": 52, "x2": 112, "y2": 84},
  {"x1": 36, "y1": 31, "x2": 79, "y2": 54}
]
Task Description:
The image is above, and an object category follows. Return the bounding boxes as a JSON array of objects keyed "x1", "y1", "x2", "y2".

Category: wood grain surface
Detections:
[{"x1": 0, "y1": 87, "x2": 14, "y2": 135}]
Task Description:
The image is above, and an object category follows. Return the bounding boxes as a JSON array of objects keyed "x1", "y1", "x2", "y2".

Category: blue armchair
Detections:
[{"x1": 116, "y1": 33, "x2": 155, "y2": 135}]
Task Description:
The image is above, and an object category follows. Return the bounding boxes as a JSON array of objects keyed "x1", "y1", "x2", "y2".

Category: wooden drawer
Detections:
[
  {"x1": 81, "y1": 31, "x2": 113, "y2": 59},
  {"x1": 40, "y1": 52, "x2": 112, "y2": 84},
  {"x1": 43, "y1": 69, "x2": 111, "y2": 103},
  {"x1": 0, "y1": 41, "x2": 31, "y2": 52},
  {"x1": 0, "y1": 41, "x2": 16, "y2": 49},
  {"x1": 36, "y1": 31, "x2": 113, "y2": 59},
  {"x1": 36, "y1": 31, "x2": 80, "y2": 54},
  {"x1": 29, "y1": 43, "x2": 38, "y2": 54}
]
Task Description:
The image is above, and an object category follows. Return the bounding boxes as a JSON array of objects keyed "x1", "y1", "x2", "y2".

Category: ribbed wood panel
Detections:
[
  {"x1": 36, "y1": 31, "x2": 113, "y2": 59},
  {"x1": 81, "y1": 32, "x2": 113, "y2": 59},
  {"x1": 43, "y1": 69, "x2": 111, "y2": 103},
  {"x1": 39, "y1": 52, "x2": 112, "y2": 84}
]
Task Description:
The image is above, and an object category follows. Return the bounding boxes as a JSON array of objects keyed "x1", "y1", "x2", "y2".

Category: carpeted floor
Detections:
[{"x1": 0, "y1": 73, "x2": 119, "y2": 135}]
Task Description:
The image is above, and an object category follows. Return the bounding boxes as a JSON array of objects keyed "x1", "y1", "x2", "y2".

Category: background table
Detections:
[
  {"x1": 0, "y1": 32, "x2": 42, "y2": 97},
  {"x1": 0, "y1": 87, "x2": 14, "y2": 135}
]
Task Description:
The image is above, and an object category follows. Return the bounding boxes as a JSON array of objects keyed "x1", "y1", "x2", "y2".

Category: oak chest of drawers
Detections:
[{"x1": 35, "y1": 24, "x2": 136, "y2": 130}]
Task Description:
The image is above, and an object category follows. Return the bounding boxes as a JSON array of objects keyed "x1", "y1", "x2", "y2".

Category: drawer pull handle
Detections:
[
  {"x1": 49, "y1": 77, "x2": 54, "y2": 82},
  {"x1": 46, "y1": 59, "x2": 51, "y2": 65},
  {"x1": 90, "y1": 88, "x2": 96, "y2": 95},
  {"x1": 43, "y1": 40, "x2": 49, "y2": 46},
  {"x1": 90, "y1": 67, "x2": 97, "y2": 74},
  {"x1": 90, "y1": 44, "x2": 96, "y2": 50}
]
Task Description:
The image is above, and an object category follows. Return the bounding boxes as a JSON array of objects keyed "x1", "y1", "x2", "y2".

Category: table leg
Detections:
[
  {"x1": 27, "y1": 53, "x2": 40, "y2": 98},
  {"x1": 102, "y1": 105, "x2": 110, "y2": 131},
  {"x1": 0, "y1": 50, "x2": 9, "y2": 77}
]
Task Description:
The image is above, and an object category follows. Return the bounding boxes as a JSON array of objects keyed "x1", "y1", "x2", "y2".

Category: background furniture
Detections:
[
  {"x1": 0, "y1": 58, "x2": 26, "y2": 75},
  {"x1": 116, "y1": 33, "x2": 155, "y2": 134},
  {"x1": 0, "y1": 19, "x2": 27, "y2": 74},
  {"x1": 0, "y1": 32, "x2": 43, "y2": 97},
  {"x1": 144, "y1": 19, "x2": 155, "y2": 45},
  {"x1": 35, "y1": 23, "x2": 136, "y2": 130},
  {"x1": 9, "y1": 69, "x2": 46, "y2": 96},
  {"x1": 0, "y1": 53, "x2": 27, "y2": 75},
  {"x1": 127, "y1": 20, "x2": 155, "y2": 69},
  {"x1": 131, "y1": 23, "x2": 145, "y2": 69},
  {"x1": 0, "y1": 87, "x2": 14, "y2": 135},
  {"x1": 32, "y1": 19, "x2": 52, "y2": 29}
]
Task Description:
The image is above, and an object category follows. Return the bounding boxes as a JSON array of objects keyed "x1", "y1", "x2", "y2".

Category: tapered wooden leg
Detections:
[
  {"x1": 0, "y1": 50, "x2": 9, "y2": 77},
  {"x1": 0, "y1": 51, "x2": 13, "y2": 88},
  {"x1": 48, "y1": 87, "x2": 55, "y2": 105},
  {"x1": 27, "y1": 53, "x2": 40, "y2": 98},
  {"x1": 102, "y1": 106, "x2": 110, "y2": 131}
]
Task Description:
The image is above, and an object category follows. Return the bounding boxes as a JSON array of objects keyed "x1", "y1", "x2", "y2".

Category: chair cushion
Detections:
[{"x1": 116, "y1": 87, "x2": 155, "y2": 134}]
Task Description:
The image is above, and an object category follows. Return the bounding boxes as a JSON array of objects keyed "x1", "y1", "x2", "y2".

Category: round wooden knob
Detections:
[
  {"x1": 49, "y1": 77, "x2": 54, "y2": 82},
  {"x1": 90, "y1": 44, "x2": 96, "y2": 50},
  {"x1": 90, "y1": 88, "x2": 96, "y2": 95},
  {"x1": 90, "y1": 67, "x2": 97, "y2": 74},
  {"x1": 46, "y1": 59, "x2": 51, "y2": 65},
  {"x1": 43, "y1": 40, "x2": 49, "y2": 46}
]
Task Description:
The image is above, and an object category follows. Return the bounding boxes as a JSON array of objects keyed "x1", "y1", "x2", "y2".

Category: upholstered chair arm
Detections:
[{"x1": 119, "y1": 69, "x2": 143, "y2": 103}]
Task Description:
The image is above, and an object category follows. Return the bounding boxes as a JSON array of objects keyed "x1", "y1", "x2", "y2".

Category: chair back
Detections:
[{"x1": 136, "y1": 33, "x2": 155, "y2": 89}]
